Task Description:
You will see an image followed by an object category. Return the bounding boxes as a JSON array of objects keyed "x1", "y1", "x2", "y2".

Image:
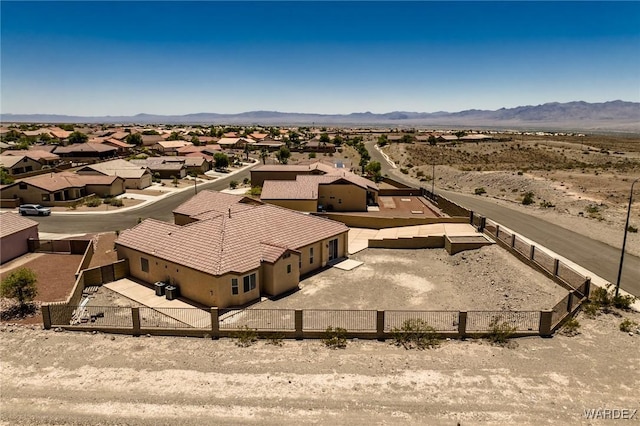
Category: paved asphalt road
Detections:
[
  {"x1": 365, "y1": 141, "x2": 640, "y2": 297},
  {"x1": 27, "y1": 168, "x2": 253, "y2": 233}
]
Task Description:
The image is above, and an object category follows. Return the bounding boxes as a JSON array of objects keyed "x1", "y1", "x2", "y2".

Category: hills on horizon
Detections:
[{"x1": 2, "y1": 100, "x2": 639, "y2": 132}]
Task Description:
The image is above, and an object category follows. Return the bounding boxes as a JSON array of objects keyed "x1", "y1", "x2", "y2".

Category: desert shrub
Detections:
[
  {"x1": 246, "y1": 186, "x2": 262, "y2": 196},
  {"x1": 242, "y1": 177, "x2": 250, "y2": 185},
  {"x1": 416, "y1": 170, "x2": 425, "y2": 177},
  {"x1": 474, "y1": 187, "x2": 486, "y2": 195},
  {"x1": 400, "y1": 168, "x2": 409, "y2": 174},
  {"x1": 322, "y1": 326, "x2": 347, "y2": 349},
  {"x1": 109, "y1": 198, "x2": 124, "y2": 207},
  {"x1": 84, "y1": 197, "x2": 102, "y2": 207},
  {"x1": 539, "y1": 200, "x2": 555, "y2": 208},
  {"x1": 308, "y1": 152, "x2": 316, "y2": 159},
  {"x1": 582, "y1": 302, "x2": 600, "y2": 318},
  {"x1": 517, "y1": 171, "x2": 523, "y2": 175},
  {"x1": 522, "y1": 191, "x2": 535, "y2": 205},
  {"x1": 628, "y1": 225, "x2": 638, "y2": 233},
  {"x1": 229, "y1": 180, "x2": 238, "y2": 189},
  {"x1": 619, "y1": 318, "x2": 638, "y2": 333},
  {"x1": 391, "y1": 318, "x2": 441, "y2": 350},
  {"x1": 487, "y1": 317, "x2": 516, "y2": 345},
  {"x1": 613, "y1": 294, "x2": 637, "y2": 310},
  {"x1": 561, "y1": 317, "x2": 581, "y2": 336},
  {"x1": 171, "y1": 175, "x2": 179, "y2": 187},
  {"x1": 234, "y1": 325, "x2": 257, "y2": 347},
  {"x1": 265, "y1": 334, "x2": 285, "y2": 347},
  {"x1": 585, "y1": 204, "x2": 600, "y2": 214}
]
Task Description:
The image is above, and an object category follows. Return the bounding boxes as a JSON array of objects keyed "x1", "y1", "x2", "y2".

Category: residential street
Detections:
[{"x1": 365, "y1": 141, "x2": 640, "y2": 297}]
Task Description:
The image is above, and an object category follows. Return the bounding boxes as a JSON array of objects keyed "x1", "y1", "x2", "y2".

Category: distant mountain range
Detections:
[{"x1": 2, "y1": 101, "x2": 639, "y2": 132}]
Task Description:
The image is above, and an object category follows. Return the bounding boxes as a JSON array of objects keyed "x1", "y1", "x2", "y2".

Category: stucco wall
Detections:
[
  {"x1": 312, "y1": 213, "x2": 468, "y2": 229},
  {"x1": 0, "y1": 226, "x2": 38, "y2": 264},
  {"x1": 86, "y1": 180, "x2": 125, "y2": 198},
  {"x1": 261, "y1": 253, "x2": 300, "y2": 296},
  {"x1": 116, "y1": 245, "x2": 261, "y2": 308},
  {"x1": 250, "y1": 170, "x2": 302, "y2": 187},
  {"x1": 318, "y1": 183, "x2": 367, "y2": 212}
]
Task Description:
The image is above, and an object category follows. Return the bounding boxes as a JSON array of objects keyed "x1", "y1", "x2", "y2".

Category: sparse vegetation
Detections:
[
  {"x1": 391, "y1": 319, "x2": 441, "y2": 350},
  {"x1": 265, "y1": 334, "x2": 285, "y2": 347},
  {"x1": 522, "y1": 191, "x2": 535, "y2": 205},
  {"x1": 619, "y1": 318, "x2": 638, "y2": 333},
  {"x1": 627, "y1": 225, "x2": 638, "y2": 233},
  {"x1": 584, "y1": 284, "x2": 637, "y2": 317},
  {"x1": 234, "y1": 325, "x2": 258, "y2": 347},
  {"x1": 229, "y1": 180, "x2": 238, "y2": 189},
  {"x1": 487, "y1": 317, "x2": 516, "y2": 345},
  {"x1": 84, "y1": 197, "x2": 102, "y2": 208},
  {"x1": 561, "y1": 317, "x2": 581, "y2": 336},
  {"x1": 1, "y1": 268, "x2": 38, "y2": 319},
  {"x1": 474, "y1": 187, "x2": 486, "y2": 195},
  {"x1": 322, "y1": 326, "x2": 347, "y2": 349}
]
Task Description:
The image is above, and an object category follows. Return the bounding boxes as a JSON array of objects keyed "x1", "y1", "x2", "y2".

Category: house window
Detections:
[
  {"x1": 141, "y1": 257, "x2": 149, "y2": 272},
  {"x1": 243, "y1": 273, "x2": 256, "y2": 292},
  {"x1": 19, "y1": 182, "x2": 27, "y2": 190},
  {"x1": 310, "y1": 247, "x2": 314, "y2": 264},
  {"x1": 231, "y1": 278, "x2": 238, "y2": 295},
  {"x1": 42, "y1": 194, "x2": 50, "y2": 202},
  {"x1": 287, "y1": 264, "x2": 292, "y2": 274}
]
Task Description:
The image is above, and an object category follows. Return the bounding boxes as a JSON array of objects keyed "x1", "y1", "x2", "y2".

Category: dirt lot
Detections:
[
  {"x1": 381, "y1": 134, "x2": 640, "y2": 257},
  {"x1": 1, "y1": 308, "x2": 638, "y2": 425},
  {"x1": 256, "y1": 246, "x2": 567, "y2": 311}
]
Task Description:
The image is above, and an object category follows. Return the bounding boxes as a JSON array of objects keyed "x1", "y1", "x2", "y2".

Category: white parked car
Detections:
[{"x1": 18, "y1": 204, "x2": 52, "y2": 216}]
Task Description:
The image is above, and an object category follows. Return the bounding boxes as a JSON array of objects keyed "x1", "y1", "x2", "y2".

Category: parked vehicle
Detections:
[{"x1": 18, "y1": 204, "x2": 52, "y2": 216}]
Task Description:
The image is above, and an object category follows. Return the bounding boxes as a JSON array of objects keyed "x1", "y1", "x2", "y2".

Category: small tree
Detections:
[
  {"x1": 125, "y1": 133, "x2": 143, "y2": 146},
  {"x1": 319, "y1": 133, "x2": 331, "y2": 143},
  {"x1": 68, "y1": 131, "x2": 88, "y2": 144},
  {"x1": 190, "y1": 135, "x2": 201, "y2": 146},
  {"x1": 214, "y1": 152, "x2": 230, "y2": 169},
  {"x1": 275, "y1": 146, "x2": 290, "y2": 164},
  {"x1": 365, "y1": 161, "x2": 382, "y2": 182},
  {"x1": 260, "y1": 148, "x2": 269, "y2": 165},
  {"x1": 1, "y1": 268, "x2": 38, "y2": 309},
  {"x1": 428, "y1": 135, "x2": 437, "y2": 146}
]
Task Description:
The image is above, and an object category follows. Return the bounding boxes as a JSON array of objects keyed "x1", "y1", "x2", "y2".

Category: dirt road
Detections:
[{"x1": 2, "y1": 309, "x2": 638, "y2": 425}]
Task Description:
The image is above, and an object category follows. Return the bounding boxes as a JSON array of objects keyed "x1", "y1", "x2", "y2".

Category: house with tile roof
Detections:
[
  {"x1": 0, "y1": 155, "x2": 43, "y2": 176},
  {"x1": 0, "y1": 212, "x2": 39, "y2": 264},
  {"x1": 252, "y1": 162, "x2": 378, "y2": 212},
  {"x1": 1, "y1": 172, "x2": 125, "y2": 206},
  {"x1": 115, "y1": 190, "x2": 349, "y2": 308},
  {"x1": 76, "y1": 159, "x2": 152, "y2": 189}
]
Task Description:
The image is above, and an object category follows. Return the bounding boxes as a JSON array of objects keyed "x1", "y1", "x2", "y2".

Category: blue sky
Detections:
[{"x1": 1, "y1": 1, "x2": 639, "y2": 116}]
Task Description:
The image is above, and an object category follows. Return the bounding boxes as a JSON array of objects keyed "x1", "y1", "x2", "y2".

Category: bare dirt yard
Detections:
[
  {"x1": 381, "y1": 134, "x2": 640, "y2": 257},
  {"x1": 256, "y1": 246, "x2": 567, "y2": 312},
  {"x1": 1, "y1": 308, "x2": 638, "y2": 425}
]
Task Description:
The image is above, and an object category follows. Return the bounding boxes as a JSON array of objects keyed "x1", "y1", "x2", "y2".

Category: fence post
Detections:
[
  {"x1": 210, "y1": 308, "x2": 219, "y2": 339},
  {"x1": 553, "y1": 259, "x2": 560, "y2": 277},
  {"x1": 41, "y1": 304, "x2": 52, "y2": 330},
  {"x1": 566, "y1": 291, "x2": 574, "y2": 313},
  {"x1": 539, "y1": 310, "x2": 553, "y2": 337},
  {"x1": 478, "y1": 216, "x2": 486, "y2": 232},
  {"x1": 583, "y1": 277, "x2": 591, "y2": 300},
  {"x1": 132, "y1": 307, "x2": 141, "y2": 336},
  {"x1": 469, "y1": 210, "x2": 474, "y2": 225},
  {"x1": 376, "y1": 311, "x2": 385, "y2": 340},
  {"x1": 510, "y1": 233, "x2": 516, "y2": 248},
  {"x1": 295, "y1": 310, "x2": 303, "y2": 340},
  {"x1": 495, "y1": 224, "x2": 500, "y2": 238},
  {"x1": 458, "y1": 311, "x2": 467, "y2": 338},
  {"x1": 529, "y1": 245, "x2": 535, "y2": 260}
]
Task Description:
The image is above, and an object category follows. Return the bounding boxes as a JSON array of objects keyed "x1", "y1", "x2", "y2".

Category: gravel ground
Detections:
[{"x1": 1, "y1": 308, "x2": 638, "y2": 425}]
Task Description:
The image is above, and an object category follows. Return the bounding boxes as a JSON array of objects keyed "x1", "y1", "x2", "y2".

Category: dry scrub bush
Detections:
[
  {"x1": 234, "y1": 325, "x2": 257, "y2": 347},
  {"x1": 619, "y1": 318, "x2": 638, "y2": 333},
  {"x1": 392, "y1": 319, "x2": 441, "y2": 350},
  {"x1": 322, "y1": 326, "x2": 347, "y2": 349},
  {"x1": 487, "y1": 317, "x2": 516, "y2": 345}
]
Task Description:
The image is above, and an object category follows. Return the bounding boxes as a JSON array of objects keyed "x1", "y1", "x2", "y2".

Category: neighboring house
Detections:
[
  {"x1": 76, "y1": 159, "x2": 152, "y2": 189},
  {"x1": 154, "y1": 140, "x2": 193, "y2": 155},
  {"x1": 115, "y1": 190, "x2": 349, "y2": 308},
  {"x1": 3, "y1": 150, "x2": 61, "y2": 167},
  {"x1": 252, "y1": 138, "x2": 284, "y2": 152},
  {"x1": 1, "y1": 172, "x2": 125, "y2": 205},
  {"x1": 129, "y1": 157, "x2": 187, "y2": 179},
  {"x1": 141, "y1": 134, "x2": 164, "y2": 146},
  {"x1": 250, "y1": 162, "x2": 336, "y2": 187},
  {"x1": 101, "y1": 138, "x2": 135, "y2": 155},
  {"x1": 217, "y1": 137, "x2": 252, "y2": 150},
  {"x1": 54, "y1": 143, "x2": 118, "y2": 162},
  {"x1": 0, "y1": 212, "x2": 39, "y2": 264},
  {"x1": 0, "y1": 155, "x2": 43, "y2": 176},
  {"x1": 261, "y1": 173, "x2": 377, "y2": 212}
]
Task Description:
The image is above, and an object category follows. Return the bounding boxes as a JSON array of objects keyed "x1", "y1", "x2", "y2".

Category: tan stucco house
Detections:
[
  {"x1": 115, "y1": 190, "x2": 349, "y2": 308},
  {"x1": 76, "y1": 159, "x2": 152, "y2": 189},
  {"x1": 253, "y1": 162, "x2": 378, "y2": 212}
]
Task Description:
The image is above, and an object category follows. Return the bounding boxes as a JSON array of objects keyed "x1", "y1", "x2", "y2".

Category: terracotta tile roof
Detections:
[
  {"x1": 16, "y1": 172, "x2": 120, "y2": 192},
  {"x1": 117, "y1": 192, "x2": 348, "y2": 276},
  {"x1": 157, "y1": 141, "x2": 193, "y2": 149},
  {"x1": 103, "y1": 138, "x2": 134, "y2": 148},
  {"x1": 217, "y1": 137, "x2": 241, "y2": 146},
  {"x1": 173, "y1": 190, "x2": 260, "y2": 217},
  {"x1": 53, "y1": 143, "x2": 117, "y2": 154},
  {"x1": 0, "y1": 155, "x2": 26, "y2": 168},
  {"x1": 110, "y1": 132, "x2": 129, "y2": 140},
  {"x1": 80, "y1": 159, "x2": 149, "y2": 179},
  {"x1": 0, "y1": 212, "x2": 39, "y2": 238},
  {"x1": 261, "y1": 178, "x2": 318, "y2": 200}
]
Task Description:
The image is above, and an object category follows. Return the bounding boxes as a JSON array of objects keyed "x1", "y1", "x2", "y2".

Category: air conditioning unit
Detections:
[
  {"x1": 154, "y1": 281, "x2": 166, "y2": 296},
  {"x1": 165, "y1": 285, "x2": 179, "y2": 300}
]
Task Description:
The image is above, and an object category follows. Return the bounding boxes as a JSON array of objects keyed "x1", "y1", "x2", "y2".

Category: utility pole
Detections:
[{"x1": 615, "y1": 177, "x2": 639, "y2": 297}]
